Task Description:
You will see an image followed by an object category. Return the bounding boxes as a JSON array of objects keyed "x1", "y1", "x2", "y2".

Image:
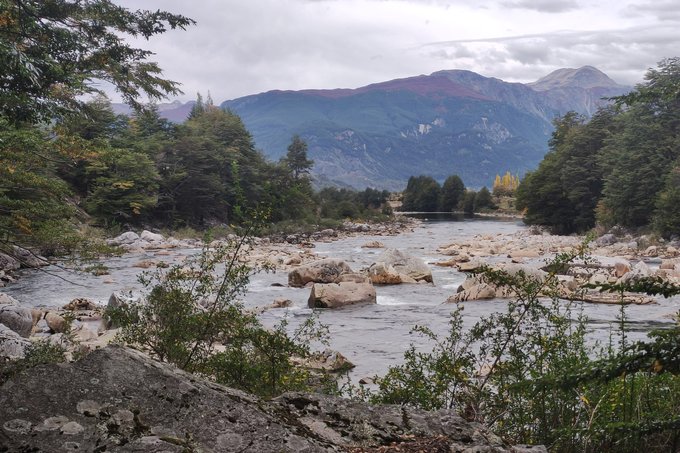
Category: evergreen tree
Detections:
[
  {"x1": 462, "y1": 190, "x2": 476, "y2": 215},
  {"x1": 188, "y1": 93, "x2": 206, "y2": 119},
  {"x1": 653, "y1": 163, "x2": 680, "y2": 238},
  {"x1": 282, "y1": 135, "x2": 314, "y2": 180},
  {"x1": 439, "y1": 175, "x2": 465, "y2": 212},
  {"x1": 85, "y1": 147, "x2": 159, "y2": 225},
  {"x1": 402, "y1": 175, "x2": 441, "y2": 212},
  {"x1": 599, "y1": 60, "x2": 680, "y2": 228},
  {"x1": 0, "y1": 0, "x2": 194, "y2": 124},
  {"x1": 516, "y1": 110, "x2": 613, "y2": 234},
  {"x1": 473, "y1": 187, "x2": 496, "y2": 212}
]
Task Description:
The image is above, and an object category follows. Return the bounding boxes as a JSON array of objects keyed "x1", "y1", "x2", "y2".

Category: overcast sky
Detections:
[{"x1": 115, "y1": 0, "x2": 679, "y2": 103}]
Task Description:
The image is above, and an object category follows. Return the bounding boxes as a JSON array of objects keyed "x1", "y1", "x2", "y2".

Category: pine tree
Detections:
[
  {"x1": 282, "y1": 135, "x2": 314, "y2": 180},
  {"x1": 439, "y1": 175, "x2": 466, "y2": 212}
]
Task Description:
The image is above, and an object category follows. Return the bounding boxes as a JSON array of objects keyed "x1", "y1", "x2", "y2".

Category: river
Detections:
[{"x1": 4, "y1": 216, "x2": 680, "y2": 381}]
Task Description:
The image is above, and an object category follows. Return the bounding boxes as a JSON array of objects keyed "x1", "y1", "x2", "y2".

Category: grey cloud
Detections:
[
  {"x1": 500, "y1": 0, "x2": 579, "y2": 13},
  {"x1": 111, "y1": 0, "x2": 679, "y2": 103},
  {"x1": 422, "y1": 24, "x2": 680, "y2": 85},
  {"x1": 623, "y1": 1, "x2": 680, "y2": 21}
]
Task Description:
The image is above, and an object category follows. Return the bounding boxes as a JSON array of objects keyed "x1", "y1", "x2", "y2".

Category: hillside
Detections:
[
  {"x1": 222, "y1": 66, "x2": 629, "y2": 190},
  {"x1": 116, "y1": 67, "x2": 630, "y2": 190}
]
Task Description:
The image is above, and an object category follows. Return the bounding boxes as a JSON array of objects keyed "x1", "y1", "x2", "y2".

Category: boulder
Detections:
[
  {"x1": 292, "y1": 349, "x2": 355, "y2": 372},
  {"x1": 288, "y1": 259, "x2": 354, "y2": 288},
  {"x1": 0, "y1": 293, "x2": 19, "y2": 306},
  {"x1": 0, "y1": 303, "x2": 33, "y2": 338},
  {"x1": 447, "y1": 283, "x2": 496, "y2": 303},
  {"x1": 458, "y1": 259, "x2": 485, "y2": 272},
  {"x1": 140, "y1": 230, "x2": 165, "y2": 243},
  {"x1": 45, "y1": 312, "x2": 68, "y2": 334},
  {"x1": 498, "y1": 263, "x2": 547, "y2": 282},
  {"x1": 308, "y1": 281, "x2": 376, "y2": 308},
  {"x1": 619, "y1": 261, "x2": 652, "y2": 283},
  {"x1": 660, "y1": 259, "x2": 678, "y2": 270},
  {"x1": 614, "y1": 260, "x2": 631, "y2": 278},
  {"x1": 104, "y1": 291, "x2": 141, "y2": 329},
  {"x1": 62, "y1": 298, "x2": 98, "y2": 311},
  {"x1": 644, "y1": 246, "x2": 659, "y2": 257},
  {"x1": 508, "y1": 249, "x2": 541, "y2": 259},
  {"x1": 11, "y1": 246, "x2": 47, "y2": 268},
  {"x1": 369, "y1": 248, "x2": 432, "y2": 283},
  {"x1": 361, "y1": 240, "x2": 385, "y2": 249},
  {"x1": 0, "y1": 323, "x2": 30, "y2": 360},
  {"x1": 0, "y1": 253, "x2": 20, "y2": 272},
  {"x1": 110, "y1": 231, "x2": 140, "y2": 245},
  {"x1": 367, "y1": 262, "x2": 408, "y2": 284},
  {"x1": 0, "y1": 346, "x2": 540, "y2": 452},
  {"x1": 596, "y1": 234, "x2": 617, "y2": 246}
]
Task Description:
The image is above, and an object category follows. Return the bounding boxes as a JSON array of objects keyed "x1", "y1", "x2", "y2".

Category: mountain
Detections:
[
  {"x1": 111, "y1": 100, "x2": 195, "y2": 123},
  {"x1": 529, "y1": 66, "x2": 623, "y2": 91},
  {"x1": 222, "y1": 66, "x2": 630, "y2": 190}
]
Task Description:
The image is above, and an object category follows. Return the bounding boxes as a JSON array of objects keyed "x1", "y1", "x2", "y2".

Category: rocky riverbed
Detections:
[{"x1": 2, "y1": 216, "x2": 680, "y2": 378}]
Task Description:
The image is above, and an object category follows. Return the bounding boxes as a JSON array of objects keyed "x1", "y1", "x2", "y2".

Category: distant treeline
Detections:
[
  {"x1": 516, "y1": 58, "x2": 680, "y2": 237},
  {"x1": 401, "y1": 174, "x2": 496, "y2": 213},
  {"x1": 2, "y1": 95, "x2": 392, "y2": 255}
]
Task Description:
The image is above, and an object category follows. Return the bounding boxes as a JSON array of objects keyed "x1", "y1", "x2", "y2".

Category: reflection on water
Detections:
[{"x1": 4, "y1": 217, "x2": 680, "y2": 381}]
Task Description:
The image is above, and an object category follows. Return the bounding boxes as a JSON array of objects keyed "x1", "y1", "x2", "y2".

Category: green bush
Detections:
[
  {"x1": 368, "y1": 247, "x2": 680, "y2": 452},
  {"x1": 108, "y1": 225, "x2": 329, "y2": 399}
]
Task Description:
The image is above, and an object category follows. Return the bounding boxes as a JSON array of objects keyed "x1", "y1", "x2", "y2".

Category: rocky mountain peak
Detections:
[{"x1": 529, "y1": 65, "x2": 622, "y2": 91}]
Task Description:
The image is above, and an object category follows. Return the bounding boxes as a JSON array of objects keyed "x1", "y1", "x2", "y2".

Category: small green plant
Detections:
[
  {"x1": 108, "y1": 216, "x2": 331, "y2": 399},
  {"x1": 0, "y1": 340, "x2": 67, "y2": 385}
]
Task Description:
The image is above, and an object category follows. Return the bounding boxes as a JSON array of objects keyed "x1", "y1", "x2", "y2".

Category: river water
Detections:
[{"x1": 4, "y1": 216, "x2": 680, "y2": 381}]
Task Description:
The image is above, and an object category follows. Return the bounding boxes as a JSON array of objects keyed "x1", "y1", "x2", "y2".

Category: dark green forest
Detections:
[
  {"x1": 0, "y1": 0, "x2": 389, "y2": 259},
  {"x1": 517, "y1": 58, "x2": 680, "y2": 237},
  {"x1": 401, "y1": 174, "x2": 497, "y2": 214}
]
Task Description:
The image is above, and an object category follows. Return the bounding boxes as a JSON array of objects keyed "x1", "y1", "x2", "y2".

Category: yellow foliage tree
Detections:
[{"x1": 492, "y1": 171, "x2": 520, "y2": 195}]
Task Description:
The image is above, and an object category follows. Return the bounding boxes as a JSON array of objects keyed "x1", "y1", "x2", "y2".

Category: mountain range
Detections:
[{"x1": 113, "y1": 66, "x2": 630, "y2": 190}]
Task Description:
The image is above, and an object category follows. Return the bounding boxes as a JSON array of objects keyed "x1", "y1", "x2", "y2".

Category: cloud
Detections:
[
  {"x1": 109, "y1": 0, "x2": 679, "y2": 103},
  {"x1": 421, "y1": 23, "x2": 680, "y2": 85},
  {"x1": 622, "y1": 1, "x2": 680, "y2": 21},
  {"x1": 500, "y1": 0, "x2": 579, "y2": 13}
]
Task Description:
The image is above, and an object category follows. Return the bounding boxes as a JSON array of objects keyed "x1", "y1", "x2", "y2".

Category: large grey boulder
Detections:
[
  {"x1": 619, "y1": 260, "x2": 652, "y2": 284},
  {"x1": 0, "y1": 346, "x2": 542, "y2": 452},
  {"x1": 0, "y1": 323, "x2": 30, "y2": 360},
  {"x1": 0, "y1": 253, "x2": 20, "y2": 272},
  {"x1": 368, "y1": 248, "x2": 433, "y2": 284},
  {"x1": 0, "y1": 295, "x2": 33, "y2": 338},
  {"x1": 288, "y1": 259, "x2": 354, "y2": 287},
  {"x1": 308, "y1": 277, "x2": 377, "y2": 309},
  {"x1": 110, "y1": 231, "x2": 140, "y2": 245},
  {"x1": 10, "y1": 246, "x2": 47, "y2": 268},
  {"x1": 140, "y1": 230, "x2": 165, "y2": 243}
]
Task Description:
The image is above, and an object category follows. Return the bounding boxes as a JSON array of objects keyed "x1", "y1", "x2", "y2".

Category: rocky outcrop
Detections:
[
  {"x1": 0, "y1": 253, "x2": 20, "y2": 272},
  {"x1": 0, "y1": 323, "x2": 30, "y2": 360},
  {"x1": 0, "y1": 294, "x2": 32, "y2": 338},
  {"x1": 288, "y1": 259, "x2": 354, "y2": 288},
  {"x1": 368, "y1": 248, "x2": 433, "y2": 284},
  {"x1": 0, "y1": 346, "x2": 544, "y2": 452},
  {"x1": 308, "y1": 275, "x2": 377, "y2": 309},
  {"x1": 448, "y1": 262, "x2": 656, "y2": 305},
  {"x1": 291, "y1": 349, "x2": 355, "y2": 372}
]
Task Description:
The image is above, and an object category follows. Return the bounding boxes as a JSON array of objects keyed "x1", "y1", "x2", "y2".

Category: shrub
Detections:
[
  {"x1": 369, "y1": 246, "x2": 680, "y2": 452},
  {"x1": 108, "y1": 222, "x2": 329, "y2": 398}
]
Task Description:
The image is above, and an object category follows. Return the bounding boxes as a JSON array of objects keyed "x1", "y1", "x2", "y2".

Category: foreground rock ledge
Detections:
[{"x1": 0, "y1": 346, "x2": 544, "y2": 452}]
